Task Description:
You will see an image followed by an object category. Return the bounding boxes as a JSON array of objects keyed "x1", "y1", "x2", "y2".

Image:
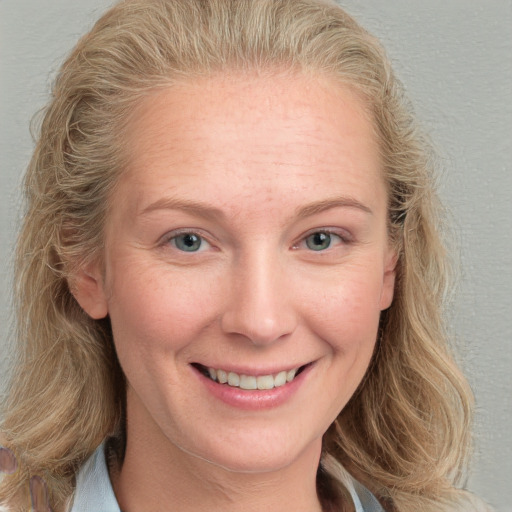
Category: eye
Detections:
[
  {"x1": 304, "y1": 231, "x2": 344, "y2": 251},
  {"x1": 170, "y1": 232, "x2": 209, "y2": 252}
]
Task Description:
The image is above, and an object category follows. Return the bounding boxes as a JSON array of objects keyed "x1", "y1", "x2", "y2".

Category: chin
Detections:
[{"x1": 172, "y1": 428, "x2": 323, "y2": 475}]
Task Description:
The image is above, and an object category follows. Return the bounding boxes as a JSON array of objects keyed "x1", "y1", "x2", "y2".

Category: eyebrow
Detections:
[
  {"x1": 140, "y1": 195, "x2": 372, "y2": 220},
  {"x1": 295, "y1": 196, "x2": 373, "y2": 218},
  {"x1": 140, "y1": 197, "x2": 226, "y2": 220}
]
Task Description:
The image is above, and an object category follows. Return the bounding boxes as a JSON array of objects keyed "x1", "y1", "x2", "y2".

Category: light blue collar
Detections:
[
  {"x1": 70, "y1": 444, "x2": 384, "y2": 512},
  {"x1": 70, "y1": 443, "x2": 120, "y2": 512}
]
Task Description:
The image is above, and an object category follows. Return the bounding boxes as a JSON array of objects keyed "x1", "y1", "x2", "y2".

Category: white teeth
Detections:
[
  {"x1": 286, "y1": 368, "x2": 297, "y2": 382},
  {"x1": 274, "y1": 371, "x2": 287, "y2": 387},
  {"x1": 228, "y1": 372, "x2": 240, "y2": 387},
  {"x1": 205, "y1": 366, "x2": 302, "y2": 390},
  {"x1": 257, "y1": 375, "x2": 275, "y2": 390},
  {"x1": 240, "y1": 375, "x2": 257, "y2": 390}
]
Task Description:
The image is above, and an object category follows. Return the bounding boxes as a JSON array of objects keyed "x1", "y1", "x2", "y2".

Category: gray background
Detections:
[{"x1": 1, "y1": 1, "x2": 511, "y2": 510}]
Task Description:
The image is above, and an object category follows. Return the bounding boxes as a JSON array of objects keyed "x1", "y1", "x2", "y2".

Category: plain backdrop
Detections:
[{"x1": 1, "y1": 1, "x2": 511, "y2": 510}]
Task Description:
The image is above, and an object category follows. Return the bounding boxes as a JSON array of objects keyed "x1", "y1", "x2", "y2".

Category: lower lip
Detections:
[{"x1": 193, "y1": 364, "x2": 313, "y2": 411}]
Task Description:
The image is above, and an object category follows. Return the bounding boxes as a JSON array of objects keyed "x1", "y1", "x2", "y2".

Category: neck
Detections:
[{"x1": 111, "y1": 402, "x2": 324, "y2": 512}]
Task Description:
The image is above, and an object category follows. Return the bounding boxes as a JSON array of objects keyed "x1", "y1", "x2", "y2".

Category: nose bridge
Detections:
[{"x1": 221, "y1": 244, "x2": 296, "y2": 345}]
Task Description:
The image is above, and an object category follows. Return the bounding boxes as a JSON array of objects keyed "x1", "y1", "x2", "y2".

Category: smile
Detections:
[{"x1": 194, "y1": 364, "x2": 306, "y2": 390}]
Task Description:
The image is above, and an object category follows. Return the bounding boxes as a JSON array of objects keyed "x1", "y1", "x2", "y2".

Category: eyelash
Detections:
[
  {"x1": 292, "y1": 229, "x2": 352, "y2": 252},
  {"x1": 163, "y1": 230, "x2": 212, "y2": 253},
  {"x1": 162, "y1": 228, "x2": 352, "y2": 254}
]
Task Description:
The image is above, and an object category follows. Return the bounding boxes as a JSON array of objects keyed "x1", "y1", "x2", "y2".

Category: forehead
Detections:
[{"x1": 118, "y1": 71, "x2": 383, "y2": 216}]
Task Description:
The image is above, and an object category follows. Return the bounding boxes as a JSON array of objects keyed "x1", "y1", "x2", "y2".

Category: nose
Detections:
[{"x1": 220, "y1": 251, "x2": 298, "y2": 346}]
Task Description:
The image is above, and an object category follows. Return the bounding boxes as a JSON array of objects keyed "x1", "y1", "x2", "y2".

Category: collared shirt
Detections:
[{"x1": 70, "y1": 444, "x2": 384, "y2": 512}]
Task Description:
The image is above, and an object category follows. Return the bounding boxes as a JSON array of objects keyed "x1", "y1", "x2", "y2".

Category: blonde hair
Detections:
[{"x1": 1, "y1": 0, "x2": 484, "y2": 510}]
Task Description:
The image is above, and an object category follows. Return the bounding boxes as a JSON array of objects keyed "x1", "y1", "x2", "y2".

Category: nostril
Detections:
[{"x1": 221, "y1": 310, "x2": 296, "y2": 346}]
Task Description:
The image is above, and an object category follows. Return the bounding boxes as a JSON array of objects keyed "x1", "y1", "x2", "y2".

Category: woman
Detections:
[{"x1": 0, "y1": 0, "x2": 491, "y2": 510}]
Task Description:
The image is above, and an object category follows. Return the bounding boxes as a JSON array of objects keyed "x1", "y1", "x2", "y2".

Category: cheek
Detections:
[
  {"x1": 304, "y1": 269, "x2": 384, "y2": 353},
  {"x1": 106, "y1": 260, "x2": 223, "y2": 358}
]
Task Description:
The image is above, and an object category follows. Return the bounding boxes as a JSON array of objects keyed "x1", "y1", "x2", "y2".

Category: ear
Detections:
[
  {"x1": 69, "y1": 262, "x2": 109, "y2": 319},
  {"x1": 379, "y1": 248, "x2": 398, "y2": 311}
]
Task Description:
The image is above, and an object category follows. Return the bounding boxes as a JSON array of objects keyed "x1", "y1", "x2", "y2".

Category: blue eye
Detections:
[
  {"x1": 304, "y1": 231, "x2": 340, "y2": 251},
  {"x1": 171, "y1": 233, "x2": 205, "y2": 252}
]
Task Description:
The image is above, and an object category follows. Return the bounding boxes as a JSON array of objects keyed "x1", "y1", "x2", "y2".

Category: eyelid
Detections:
[
  {"x1": 292, "y1": 227, "x2": 354, "y2": 249},
  {"x1": 159, "y1": 228, "x2": 215, "y2": 250}
]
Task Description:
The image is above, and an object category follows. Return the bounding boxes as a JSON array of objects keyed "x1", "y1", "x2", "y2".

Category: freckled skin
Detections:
[{"x1": 74, "y1": 73, "x2": 397, "y2": 512}]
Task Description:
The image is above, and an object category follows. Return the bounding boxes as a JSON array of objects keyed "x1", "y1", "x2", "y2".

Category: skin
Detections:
[{"x1": 74, "y1": 71, "x2": 397, "y2": 512}]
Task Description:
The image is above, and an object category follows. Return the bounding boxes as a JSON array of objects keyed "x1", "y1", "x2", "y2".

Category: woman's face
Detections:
[{"x1": 77, "y1": 72, "x2": 396, "y2": 474}]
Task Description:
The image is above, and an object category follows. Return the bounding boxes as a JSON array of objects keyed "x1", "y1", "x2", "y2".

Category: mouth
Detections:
[{"x1": 192, "y1": 363, "x2": 310, "y2": 390}]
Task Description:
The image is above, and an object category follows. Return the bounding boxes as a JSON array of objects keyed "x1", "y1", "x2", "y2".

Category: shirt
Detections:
[{"x1": 70, "y1": 444, "x2": 385, "y2": 512}]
